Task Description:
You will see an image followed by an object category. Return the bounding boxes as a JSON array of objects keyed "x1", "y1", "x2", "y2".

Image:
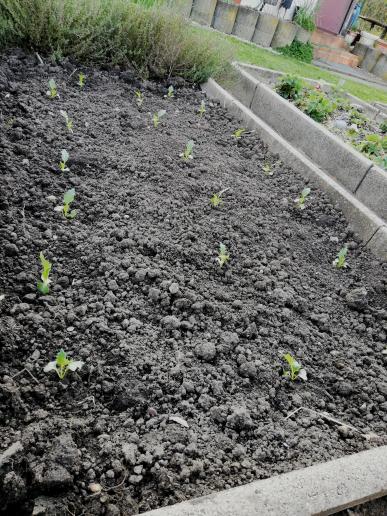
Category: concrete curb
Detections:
[
  {"x1": 144, "y1": 446, "x2": 387, "y2": 516},
  {"x1": 201, "y1": 78, "x2": 387, "y2": 261}
]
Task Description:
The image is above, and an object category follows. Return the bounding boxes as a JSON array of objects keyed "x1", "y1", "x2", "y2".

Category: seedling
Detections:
[
  {"x1": 210, "y1": 188, "x2": 229, "y2": 208},
  {"x1": 217, "y1": 243, "x2": 230, "y2": 268},
  {"x1": 276, "y1": 75, "x2": 303, "y2": 100},
  {"x1": 78, "y1": 72, "x2": 86, "y2": 88},
  {"x1": 180, "y1": 140, "x2": 194, "y2": 161},
  {"x1": 294, "y1": 187, "x2": 311, "y2": 210},
  {"x1": 60, "y1": 110, "x2": 73, "y2": 133},
  {"x1": 153, "y1": 109, "x2": 166, "y2": 128},
  {"x1": 232, "y1": 128, "x2": 246, "y2": 140},
  {"x1": 166, "y1": 85, "x2": 174, "y2": 98},
  {"x1": 59, "y1": 149, "x2": 69, "y2": 172},
  {"x1": 282, "y1": 353, "x2": 307, "y2": 382},
  {"x1": 47, "y1": 79, "x2": 58, "y2": 98},
  {"x1": 37, "y1": 252, "x2": 52, "y2": 295},
  {"x1": 333, "y1": 246, "x2": 348, "y2": 269},
  {"x1": 55, "y1": 188, "x2": 77, "y2": 219},
  {"x1": 135, "y1": 90, "x2": 144, "y2": 107},
  {"x1": 198, "y1": 100, "x2": 206, "y2": 117},
  {"x1": 44, "y1": 349, "x2": 84, "y2": 380},
  {"x1": 262, "y1": 163, "x2": 273, "y2": 176}
]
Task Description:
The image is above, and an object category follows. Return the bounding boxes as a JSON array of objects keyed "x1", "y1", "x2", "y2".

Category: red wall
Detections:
[{"x1": 316, "y1": 0, "x2": 355, "y2": 35}]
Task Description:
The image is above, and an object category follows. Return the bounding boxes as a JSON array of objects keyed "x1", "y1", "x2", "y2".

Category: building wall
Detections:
[{"x1": 240, "y1": 0, "x2": 319, "y2": 21}]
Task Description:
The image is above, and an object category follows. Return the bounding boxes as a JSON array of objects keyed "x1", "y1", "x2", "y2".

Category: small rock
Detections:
[
  {"x1": 195, "y1": 341, "x2": 216, "y2": 362},
  {"x1": 4, "y1": 243, "x2": 19, "y2": 256},
  {"x1": 162, "y1": 315, "x2": 180, "y2": 329},
  {"x1": 345, "y1": 287, "x2": 368, "y2": 310},
  {"x1": 169, "y1": 282, "x2": 180, "y2": 295}
]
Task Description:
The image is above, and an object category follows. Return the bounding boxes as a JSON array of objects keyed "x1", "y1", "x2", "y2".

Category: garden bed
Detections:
[{"x1": 0, "y1": 49, "x2": 387, "y2": 516}]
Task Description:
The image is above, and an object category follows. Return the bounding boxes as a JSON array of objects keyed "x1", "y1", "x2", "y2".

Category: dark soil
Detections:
[{"x1": 0, "y1": 49, "x2": 386, "y2": 516}]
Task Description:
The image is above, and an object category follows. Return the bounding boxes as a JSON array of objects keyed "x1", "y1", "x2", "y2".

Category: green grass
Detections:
[{"x1": 200, "y1": 29, "x2": 387, "y2": 104}]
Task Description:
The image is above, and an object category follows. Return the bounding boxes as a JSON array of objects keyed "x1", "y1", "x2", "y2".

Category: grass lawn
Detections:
[{"x1": 196, "y1": 28, "x2": 387, "y2": 104}]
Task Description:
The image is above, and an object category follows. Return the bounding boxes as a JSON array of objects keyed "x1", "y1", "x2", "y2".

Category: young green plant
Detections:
[
  {"x1": 198, "y1": 100, "x2": 206, "y2": 117},
  {"x1": 210, "y1": 188, "x2": 229, "y2": 208},
  {"x1": 153, "y1": 109, "x2": 166, "y2": 128},
  {"x1": 60, "y1": 110, "x2": 73, "y2": 133},
  {"x1": 37, "y1": 252, "x2": 52, "y2": 294},
  {"x1": 217, "y1": 243, "x2": 230, "y2": 268},
  {"x1": 180, "y1": 140, "x2": 194, "y2": 161},
  {"x1": 294, "y1": 187, "x2": 311, "y2": 209},
  {"x1": 47, "y1": 79, "x2": 58, "y2": 98},
  {"x1": 333, "y1": 246, "x2": 348, "y2": 269},
  {"x1": 262, "y1": 163, "x2": 273, "y2": 176},
  {"x1": 78, "y1": 72, "x2": 86, "y2": 88},
  {"x1": 135, "y1": 90, "x2": 144, "y2": 107},
  {"x1": 166, "y1": 85, "x2": 174, "y2": 98},
  {"x1": 44, "y1": 349, "x2": 84, "y2": 380},
  {"x1": 282, "y1": 353, "x2": 307, "y2": 382},
  {"x1": 59, "y1": 149, "x2": 69, "y2": 172},
  {"x1": 232, "y1": 128, "x2": 246, "y2": 140},
  {"x1": 55, "y1": 188, "x2": 77, "y2": 219}
]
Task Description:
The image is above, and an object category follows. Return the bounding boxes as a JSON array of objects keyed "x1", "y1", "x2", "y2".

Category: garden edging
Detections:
[{"x1": 201, "y1": 76, "x2": 387, "y2": 261}]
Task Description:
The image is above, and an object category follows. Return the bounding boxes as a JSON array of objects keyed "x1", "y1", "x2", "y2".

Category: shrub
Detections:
[
  {"x1": 276, "y1": 74, "x2": 303, "y2": 100},
  {"x1": 278, "y1": 41, "x2": 314, "y2": 63},
  {"x1": 294, "y1": 6, "x2": 316, "y2": 32},
  {"x1": 0, "y1": 0, "x2": 233, "y2": 83}
]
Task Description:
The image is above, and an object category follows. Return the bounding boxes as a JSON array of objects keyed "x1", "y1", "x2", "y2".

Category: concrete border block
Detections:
[
  {"x1": 144, "y1": 446, "x2": 387, "y2": 515},
  {"x1": 190, "y1": 0, "x2": 217, "y2": 26},
  {"x1": 212, "y1": 1, "x2": 238, "y2": 35},
  {"x1": 232, "y1": 6, "x2": 259, "y2": 41},
  {"x1": 295, "y1": 26, "x2": 311, "y2": 44},
  {"x1": 355, "y1": 166, "x2": 387, "y2": 221},
  {"x1": 367, "y1": 226, "x2": 387, "y2": 258},
  {"x1": 252, "y1": 13, "x2": 278, "y2": 47},
  {"x1": 271, "y1": 20, "x2": 298, "y2": 49},
  {"x1": 360, "y1": 47, "x2": 382, "y2": 72}
]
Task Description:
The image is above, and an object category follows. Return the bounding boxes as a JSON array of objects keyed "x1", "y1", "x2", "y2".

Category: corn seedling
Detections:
[
  {"x1": 294, "y1": 187, "x2": 311, "y2": 209},
  {"x1": 262, "y1": 163, "x2": 273, "y2": 176},
  {"x1": 55, "y1": 188, "x2": 77, "y2": 219},
  {"x1": 180, "y1": 140, "x2": 194, "y2": 161},
  {"x1": 79, "y1": 72, "x2": 86, "y2": 88},
  {"x1": 44, "y1": 349, "x2": 84, "y2": 380},
  {"x1": 210, "y1": 188, "x2": 229, "y2": 208},
  {"x1": 232, "y1": 128, "x2": 246, "y2": 140},
  {"x1": 47, "y1": 79, "x2": 58, "y2": 98},
  {"x1": 135, "y1": 90, "x2": 144, "y2": 107},
  {"x1": 167, "y1": 85, "x2": 174, "y2": 98},
  {"x1": 37, "y1": 252, "x2": 52, "y2": 295},
  {"x1": 60, "y1": 110, "x2": 73, "y2": 133},
  {"x1": 333, "y1": 246, "x2": 348, "y2": 269},
  {"x1": 59, "y1": 149, "x2": 69, "y2": 172},
  {"x1": 198, "y1": 100, "x2": 206, "y2": 117},
  {"x1": 217, "y1": 243, "x2": 230, "y2": 268},
  {"x1": 282, "y1": 353, "x2": 307, "y2": 382},
  {"x1": 153, "y1": 109, "x2": 166, "y2": 128}
]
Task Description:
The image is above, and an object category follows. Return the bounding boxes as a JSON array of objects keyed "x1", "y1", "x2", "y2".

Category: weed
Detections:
[
  {"x1": 299, "y1": 89, "x2": 335, "y2": 122},
  {"x1": 55, "y1": 188, "x2": 77, "y2": 219},
  {"x1": 294, "y1": 187, "x2": 311, "y2": 209},
  {"x1": 78, "y1": 72, "x2": 86, "y2": 88},
  {"x1": 232, "y1": 128, "x2": 245, "y2": 139},
  {"x1": 217, "y1": 243, "x2": 230, "y2": 268},
  {"x1": 180, "y1": 139, "x2": 194, "y2": 160},
  {"x1": 276, "y1": 75, "x2": 303, "y2": 100},
  {"x1": 153, "y1": 109, "x2": 166, "y2": 128},
  {"x1": 262, "y1": 163, "x2": 273, "y2": 176},
  {"x1": 60, "y1": 110, "x2": 73, "y2": 133},
  {"x1": 198, "y1": 100, "x2": 206, "y2": 117},
  {"x1": 44, "y1": 349, "x2": 83, "y2": 380},
  {"x1": 210, "y1": 188, "x2": 229, "y2": 208},
  {"x1": 358, "y1": 134, "x2": 387, "y2": 157},
  {"x1": 37, "y1": 252, "x2": 52, "y2": 294},
  {"x1": 333, "y1": 246, "x2": 348, "y2": 269},
  {"x1": 135, "y1": 90, "x2": 144, "y2": 106},
  {"x1": 282, "y1": 353, "x2": 307, "y2": 381},
  {"x1": 166, "y1": 85, "x2": 174, "y2": 98},
  {"x1": 279, "y1": 41, "x2": 313, "y2": 64},
  {"x1": 47, "y1": 78, "x2": 58, "y2": 98},
  {"x1": 59, "y1": 149, "x2": 69, "y2": 171},
  {"x1": 381, "y1": 120, "x2": 387, "y2": 134},
  {"x1": 294, "y1": 5, "x2": 316, "y2": 32}
]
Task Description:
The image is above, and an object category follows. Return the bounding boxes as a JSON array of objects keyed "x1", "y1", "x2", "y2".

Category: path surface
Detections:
[{"x1": 313, "y1": 59, "x2": 387, "y2": 91}]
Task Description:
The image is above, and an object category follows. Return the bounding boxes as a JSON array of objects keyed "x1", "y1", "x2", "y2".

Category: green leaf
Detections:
[
  {"x1": 68, "y1": 209, "x2": 77, "y2": 219},
  {"x1": 61, "y1": 149, "x2": 69, "y2": 163},
  {"x1": 302, "y1": 187, "x2": 311, "y2": 198},
  {"x1": 158, "y1": 109, "x2": 166, "y2": 118},
  {"x1": 48, "y1": 79, "x2": 56, "y2": 89},
  {"x1": 63, "y1": 188, "x2": 75, "y2": 205},
  {"x1": 37, "y1": 281, "x2": 49, "y2": 295},
  {"x1": 39, "y1": 252, "x2": 52, "y2": 283},
  {"x1": 186, "y1": 140, "x2": 194, "y2": 153},
  {"x1": 56, "y1": 349, "x2": 69, "y2": 368}
]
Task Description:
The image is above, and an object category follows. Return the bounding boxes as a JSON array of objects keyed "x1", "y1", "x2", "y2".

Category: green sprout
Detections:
[
  {"x1": 60, "y1": 110, "x2": 73, "y2": 133},
  {"x1": 232, "y1": 128, "x2": 246, "y2": 140},
  {"x1": 217, "y1": 243, "x2": 230, "y2": 268},
  {"x1": 210, "y1": 188, "x2": 229, "y2": 208},
  {"x1": 294, "y1": 187, "x2": 311, "y2": 209},
  {"x1": 180, "y1": 140, "x2": 194, "y2": 161},
  {"x1": 153, "y1": 109, "x2": 166, "y2": 128},
  {"x1": 44, "y1": 349, "x2": 84, "y2": 380},
  {"x1": 282, "y1": 353, "x2": 307, "y2": 382},
  {"x1": 333, "y1": 246, "x2": 348, "y2": 269},
  {"x1": 55, "y1": 188, "x2": 77, "y2": 219},
  {"x1": 135, "y1": 90, "x2": 144, "y2": 107},
  {"x1": 198, "y1": 100, "x2": 206, "y2": 117},
  {"x1": 47, "y1": 79, "x2": 58, "y2": 98},
  {"x1": 78, "y1": 72, "x2": 86, "y2": 88},
  {"x1": 167, "y1": 85, "x2": 174, "y2": 98},
  {"x1": 59, "y1": 149, "x2": 69, "y2": 172},
  {"x1": 262, "y1": 163, "x2": 273, "y2": 176},
  {"x1": 37, "y1": 252, "x2": 52, "y2": 295}
]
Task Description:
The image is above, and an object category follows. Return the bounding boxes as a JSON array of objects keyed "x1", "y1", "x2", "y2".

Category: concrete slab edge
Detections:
[
  {"x1": 143, "y1": 446, "x2": 387, "y2": 516},
  {"x1": 202, "y1": 78, "x2": 387, "y2": 262}
]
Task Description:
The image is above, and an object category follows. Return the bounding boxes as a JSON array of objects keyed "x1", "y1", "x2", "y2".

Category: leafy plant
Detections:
[
  {"x1": 180, "y1": 139, "x2": 194, "y2": 160},
  {"x1": 232, "y1": 128, "x2": 246, "y2": 139},
  {"x1": 55, "y1": 188, "x2": 77, "y2": 219},
  {"x1": 135, "y1": 90, "x2": 144, "y2": 106},
  {"x1": 198, "y1": 100, "x2": 206, "y2": 117},
  {"x1": 78, "y1": 72, "x2": 86, "y2": 88},
  {"x1": 276, "y1": 75, "x2": 303, "y2": 100},
  {"x1": 358, "y1": 134, "x2": 387, "y2": 156},
  {"x1": 37, "y1": 252, "x2": 52, "y2": 294},
  {"x1": 282, "y1": 353, "x2": 307, "y2": 382},
  {"x1": 60, "y1": 110, "x2": 73, "y2": 133},
  {"x1": 166, "y1": 85, "x2": 174, "y2": 98},
  {"x1": 47, "y1": 78, "x2": 58, "y2": 98},
  {"x1": 294, "y1": 187, "x2": 311, "y2": 209},
  {"x1": 333, "y1": 246, "x2": 348, "y2": 269},
  {"x1": 294, "y1": 6, "x2": 316, "y2": 32},
  {"x1": 44, "y1": 349, "x2": 84, "y2": 380},
  {"x1": 299, "y1": 89, "x2": 335, "y2": 122},
  {"x1": 380, "y1": 120, "x2": 387, "y2": 134},
  {"x1": 217, "y1": 243, "x2": 230, "y2": 268},
  {"x1": 153, "y1": 109, "x2": 166, "y2": 128},
  {"x1": 278, "y1": 41, "x2": 314, "y2": 64},
  {"x1": 210, "y1": 188, "x2": 229, "y2": 208},
  {"x1": 262, "y1": 163, "x2": 273, "y2": 176},
  {"x1": 59, "y1": 149, "x2": 69, "y2": 171}
]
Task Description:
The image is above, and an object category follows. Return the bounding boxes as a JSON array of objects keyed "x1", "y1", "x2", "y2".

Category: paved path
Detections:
[{"x1": 313, "y1": 59, "x2": 387, "y2": 91}]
